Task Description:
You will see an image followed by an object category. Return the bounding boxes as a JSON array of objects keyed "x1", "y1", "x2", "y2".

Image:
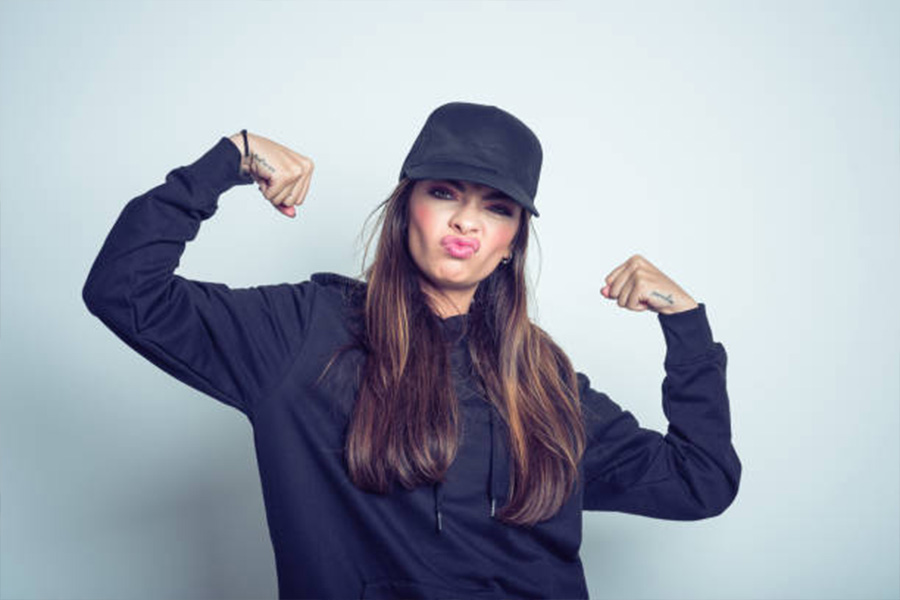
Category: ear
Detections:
[{"x1": 508, "y1": 226, "x2": 521, "y2": 254}]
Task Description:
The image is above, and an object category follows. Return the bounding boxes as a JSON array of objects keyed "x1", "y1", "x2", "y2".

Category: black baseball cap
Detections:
[{"x1": 399, "y1": 102, "x2": 543, "y2": 217}]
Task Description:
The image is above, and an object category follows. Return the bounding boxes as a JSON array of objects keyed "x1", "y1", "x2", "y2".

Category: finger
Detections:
[
  {"x1": 268, "y1": 172, "x2": 298, "y2": 206},
  {"x1": 295, "y1": 167, "x2": 313, "y2": 207},
  {"x1": 253, "y1": 170, "x2": 271, "y2": 195},
  {"x1": 603, "y1": 260, "x2": 632, "y2": 298},
  {"x1": 269, "y1": 180, "x2": 291, "y2": 208},
  {"x1": 618, "y1": 274, "x2": 636, "y2": 308},
  {"x1": 604, "y1": 261, "x2": 629, "y2": 288},
  {"x1": 276, "y1": 203, "x2": 296, "y2": 218},
  {"x1": 625, "y1": 270, "x2": 649, "y2": 310},
  {"x1": 288, "y1": 157, "x2": 313, "y2": 205},
  {"x1": 624, "y1": 268, "x2": 650, "y2": 310},
  {"x1": 292, "y1": 163, "x2": 313, "y2": 205},
  {"x1": 262, "y1": 163, "x2": 296, "y2": 203},
  {"x1": 273, "y1": 173, "x2": 305, "y2": 210},
  {"x1": 625, "y1": 278, "x2": 646, "y2": 310},
  {"x1": 609, "y1": 262, "x2": 635, "y2": 301},
  {"x1": 276, "y1": 161, "x2": 310, "y2": 206},
  {"x1": 248, "y1": 156, "x2": 271, "y2": 190}
]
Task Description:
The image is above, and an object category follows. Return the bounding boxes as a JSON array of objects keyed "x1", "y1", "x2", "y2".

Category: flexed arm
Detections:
[
  {"x1": 82, "y1": 134, "x2": 317, "y2": 418},
  {"x1": 581, "y1": 255, "x2": 741, "y2": 519}
]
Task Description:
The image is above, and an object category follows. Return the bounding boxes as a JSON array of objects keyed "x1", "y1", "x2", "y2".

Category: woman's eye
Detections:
[
  {"x1": 489, "y1": 205, "x2": 513, "y2": 217},
  {"x1": 429, "y1": 187, "x2": 455, "y2": 200}
]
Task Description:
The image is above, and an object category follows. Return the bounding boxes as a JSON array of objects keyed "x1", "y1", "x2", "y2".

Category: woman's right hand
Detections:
[{"x1": 227, "y1": 132, "x2": 314, "y2": 218}]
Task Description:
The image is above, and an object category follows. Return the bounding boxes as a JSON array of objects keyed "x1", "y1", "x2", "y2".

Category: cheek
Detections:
[
  {"x1": 410, "y1": 202, "x2": 431, "y2": 231},
  {"x1": 409, "y1": 201, "x2": 441, "y2": 244},
  {"x1": 407, "y1": 202, "x2": 432, "y2": 261},
  {"x1": 491, "y1": 223, "x2": 519, "y2": 253}
]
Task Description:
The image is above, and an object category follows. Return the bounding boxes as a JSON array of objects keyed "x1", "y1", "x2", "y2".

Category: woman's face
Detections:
[{"x1": 407, "y1": 179, "x2": 522, "y2": 314}]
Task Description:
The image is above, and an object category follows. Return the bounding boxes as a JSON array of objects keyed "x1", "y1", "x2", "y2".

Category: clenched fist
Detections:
[
  {"x1": 228, "y1": 132, "x2": 314, "y2": 218},
  {"x1": 600, "y1": 254, "x2": 699, "y2": 315}
]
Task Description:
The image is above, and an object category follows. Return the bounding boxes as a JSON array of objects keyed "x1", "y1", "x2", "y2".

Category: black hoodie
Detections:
[{"x1": 82, "y1": 138, "x2": 741, "y2": 599}]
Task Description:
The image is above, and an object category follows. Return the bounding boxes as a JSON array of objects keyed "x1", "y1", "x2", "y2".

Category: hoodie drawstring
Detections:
[
  {"x1": 433, "y1": 405, "x2": 500, "y2": 534},
  {"x1": 433, "y1": 481, "x2": 443, "y2": 533}
]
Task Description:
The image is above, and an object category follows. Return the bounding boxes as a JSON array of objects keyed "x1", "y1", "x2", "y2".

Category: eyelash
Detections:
[{"x1": 428, "y1": 186, "x2": 513, "y2": 217}]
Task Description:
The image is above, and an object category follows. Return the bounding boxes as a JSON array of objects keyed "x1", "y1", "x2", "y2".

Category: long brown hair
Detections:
[{"x1": 342, "y1": 177, "x2": 586, "y2": 527}]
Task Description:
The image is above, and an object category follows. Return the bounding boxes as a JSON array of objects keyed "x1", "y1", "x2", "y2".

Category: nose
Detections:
[{"x1": 449, "y1": 197, "x2": 481, "y2": 234}]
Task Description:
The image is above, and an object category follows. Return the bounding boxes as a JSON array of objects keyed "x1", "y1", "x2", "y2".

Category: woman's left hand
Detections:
[{"x1": 600, "y1": 254, "x2": 700, "y2": 315}]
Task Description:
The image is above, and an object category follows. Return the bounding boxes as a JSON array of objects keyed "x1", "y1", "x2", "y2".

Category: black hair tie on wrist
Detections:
[
  {"x1": 239, "y1": 129, "x2": 252, "y2": 180},
  {"x1": 240, "y1": 129, "x2": 249, "y2": 157}
]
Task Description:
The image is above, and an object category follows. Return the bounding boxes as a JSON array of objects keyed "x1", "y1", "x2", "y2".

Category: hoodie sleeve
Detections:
[
  {"x1": 580, "y1": 303, "x2": 741, "y2": 520},
  {"x1": 82, "y1": 137, "x2": 317, "y2": 420}
]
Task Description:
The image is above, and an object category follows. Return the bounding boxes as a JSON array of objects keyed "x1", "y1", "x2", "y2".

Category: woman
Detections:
[{"x1": 83, "y1": 102, "x2": 741, "y2": 600}]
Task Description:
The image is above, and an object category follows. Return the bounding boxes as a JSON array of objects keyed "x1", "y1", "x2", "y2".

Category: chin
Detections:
[
  {"x1": 425, "y1": 268, "x2": 478, "y2": 290},
  {"x1": 433, "y1": 275, "x2": 477, "y2": 291}
]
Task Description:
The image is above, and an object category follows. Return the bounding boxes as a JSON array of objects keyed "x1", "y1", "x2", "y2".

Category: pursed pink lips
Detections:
[{"x1": 441, "y1": 236, "x2": 480, "y2": 259}]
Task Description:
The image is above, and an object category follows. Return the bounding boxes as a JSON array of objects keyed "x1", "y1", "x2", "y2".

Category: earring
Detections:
[{"x1": 501, "y1": 254, "x2": 512, "y2": 265}]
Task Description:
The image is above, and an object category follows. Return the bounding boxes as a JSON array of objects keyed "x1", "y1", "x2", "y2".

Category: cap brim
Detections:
[{"x1": 404, "y1": 162, "x2": 539, "y2": 217}]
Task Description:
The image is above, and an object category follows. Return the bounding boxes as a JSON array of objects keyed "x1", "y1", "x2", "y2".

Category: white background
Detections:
[{"x1": 1, "y1": 1, "x2": 898, "y2": 599}]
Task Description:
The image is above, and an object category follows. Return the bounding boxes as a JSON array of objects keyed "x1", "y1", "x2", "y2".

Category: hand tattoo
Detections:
[
  {"x1": 250, "y1": 152, "x2": 276, "y2": 175},
  {"x1": 650, "y1": 290, "x2": 675, "y2": 305}
]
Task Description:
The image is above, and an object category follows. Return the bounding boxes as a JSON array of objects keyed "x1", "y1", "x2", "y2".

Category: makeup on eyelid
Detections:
[{"x1": 429, "y1": 185, "x2": 515, "y2": 217}]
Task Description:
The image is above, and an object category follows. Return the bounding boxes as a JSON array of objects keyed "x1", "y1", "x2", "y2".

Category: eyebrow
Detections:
[{"x1": 441, "y1": 179, "x2": 514, "y2": 202}]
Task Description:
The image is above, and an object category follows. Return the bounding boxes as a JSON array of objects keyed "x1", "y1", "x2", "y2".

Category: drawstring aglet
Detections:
[
  {"x1": 436, "y1": 509, "x2": 443, "y2": 532},
  {"x1": 491, "y1": 498, "x2": 496, "y2": 517}
]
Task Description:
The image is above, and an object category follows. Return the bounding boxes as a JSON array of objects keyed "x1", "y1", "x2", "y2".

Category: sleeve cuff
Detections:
[
  {"x1": 657, "y1": 302, "x2": 716, "y2": 366},
  {"x1": 183, "y1": 136, "x2": 256, "y2": 199}
]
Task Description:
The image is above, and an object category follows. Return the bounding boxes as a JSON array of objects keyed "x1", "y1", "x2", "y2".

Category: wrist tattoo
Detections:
[
  {"x1": 250, "y1": 152, "x2": 276, "y2": 174},
  {"x1": 650, "y1": 290, "x2": 675, "y2": 305}
]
